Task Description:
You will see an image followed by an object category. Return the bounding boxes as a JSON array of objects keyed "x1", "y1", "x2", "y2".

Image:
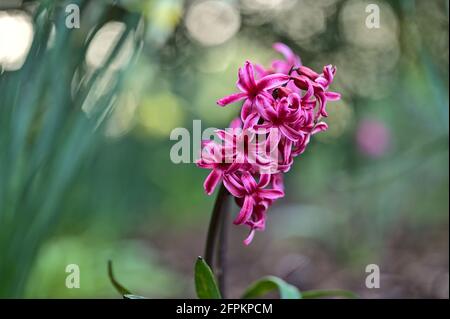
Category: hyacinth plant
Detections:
[
  {"x1": 199, "y1": 43, "x2": 340, "y2": 247},
  {"x1": 110, "y1": 43, "x2": 356, "y2": 299}
]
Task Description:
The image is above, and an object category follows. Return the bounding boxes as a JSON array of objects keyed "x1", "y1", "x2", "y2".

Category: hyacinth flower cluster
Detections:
[{"x1": 197, "y1": 43, "x2": 340, "y2": 245}]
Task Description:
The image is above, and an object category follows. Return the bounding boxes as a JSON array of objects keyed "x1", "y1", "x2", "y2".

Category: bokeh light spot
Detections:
[
  {"x1": 86, "y1": 21, "x2": 135, "y2": 70},
  {"x1": 0, "y1": 10, "x2": 33, "y2": 71},
  {"x1": 185, "y1": 0, "x2": 241, "y2": 46},
  {"x1": 137, "y1": 93, "x2": 184, "y2": 137}
]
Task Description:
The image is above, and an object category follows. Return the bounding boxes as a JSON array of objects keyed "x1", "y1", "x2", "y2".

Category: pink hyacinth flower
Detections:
[
  {"x1": 199, "y1": 43, "x2": 341, "y2": 245},
  {"x1": 223, "y1": 172, "x2": 284, "y2": 226},
  {"x1": 233, "y1": 173, "x2": 285, "y2": 245},
  {"x1": 217, "y1": 61, "x2": 290, "y2": 121},
  {"x1": 254, "y1": 95, "x2": 303, "y2": 142},
  {"x1": 197, "y1": 141, "x2": 241, "y2": 195}
]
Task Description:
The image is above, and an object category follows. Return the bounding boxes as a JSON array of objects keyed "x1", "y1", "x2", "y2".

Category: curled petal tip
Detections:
[{"x1": 243, "y1": 229, "x2": 256, "y2": 245}]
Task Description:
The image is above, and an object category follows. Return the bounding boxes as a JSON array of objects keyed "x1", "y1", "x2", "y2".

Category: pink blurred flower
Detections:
[{"x1": 356, "y1": 119, "x2": 391, "y2": 158}]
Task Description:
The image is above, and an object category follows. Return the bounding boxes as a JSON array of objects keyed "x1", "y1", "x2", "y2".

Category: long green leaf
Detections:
[
  {"x1": 242, "y1": 276, "x2": 301, "y2": 299},
  {"x1": 107, "y1": 260, "x2": 132, "y2": 296},
  {"x1": 301, "y1": 289, "x2": 358, "y2": 299},
  {"x1": 194, "y1": 257, "x2": 222, "y2": 299},
  {"x1": 108, "y1": 261, "x2": 148, "y2": 299}
]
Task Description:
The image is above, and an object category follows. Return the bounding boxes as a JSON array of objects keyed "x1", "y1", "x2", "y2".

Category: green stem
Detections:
[{"x1": 204, "y1": 183, "x2": 229, "y2": 297}]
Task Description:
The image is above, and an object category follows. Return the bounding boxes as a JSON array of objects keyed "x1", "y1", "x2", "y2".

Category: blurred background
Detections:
[{"x1": 0, "y1": 0, "x2": 448, "y2": 298}]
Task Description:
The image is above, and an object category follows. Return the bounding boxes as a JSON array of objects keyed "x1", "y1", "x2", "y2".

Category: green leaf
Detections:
[
  {"x1": 194, "y1": 257, "x2": 222, "y2": 299},
  {"x1": 301, "y1": 289, "x2": 358, "y2": 299},
  {"x1": 108, "y1": 260, "x2": 132, "y2": 296},
  {"x1": 242, "y1": 276, "x2": 301, "y2": 299}
]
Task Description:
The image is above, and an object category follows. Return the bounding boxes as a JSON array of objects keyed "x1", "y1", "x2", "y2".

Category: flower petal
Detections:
[
  {"x1": 229, "y1": 117, "x2": 242, "y2": 129},
  {"x1": 325, "y1": 91, "x2": 341, "y2": 101},
  {"x1": 241, "y1": 172, "x2": 257, "y2": 194},
  {"x1": 255, "y1": 95, "x2": 277, "y2": 121},
  {"x1": 312, "y1": 122, "x2": 328, "y2": 134},
  {"x1": 297, "y1": 65, "x2": 319, "y2": 80},
  {"x1": 254, "y1": 63, "x2": 269, "y2": 79},
  {"x1": 243, "y1": 229, "x2": 256, "y2": 245},
  {"x1": 256, "y1": 73, "x2": 290, "y2": 91},
  {"x1": 236, "y1": 70, "x2": 248, "y2": 93},
  {"x1": 223, "y1": 174, "x2": 245, "y2": 197},
  {"x1": 241, "y1": 98, "x2": 254, "y2": 121},
  {"x1": 258, "y1": 188, "x2": 285, "y2": 200},
  {"x1": 280, "y1": 125, "x2": 301, "y2": 142},
  {"x1": 217, "y1": 92, "x2": 247, "y2": 106},
  {"x1": 273, "y1": 42, "x2": 301, "y2": 66},
  {"x1": 203, "y1": 169, "x2": 222, "y2": 195},
  {"x1": 244, "y1": 60, "x2": 257, "y2": 88},
  {"x1": 234, "y1": 196, "x2": 254, "y2": 225},
  {"x1": 243, "y1": 112, "x2": 260, "y2": 129},
  {"x1": 277, "y1": 98, "x2": 290, "y2": 118},
  {"x1": 258, "y1": 174, "x2": 271, "y2": 188},
  {"x1": 271, "y1": 173, "x2": 284, "y2": 192}
]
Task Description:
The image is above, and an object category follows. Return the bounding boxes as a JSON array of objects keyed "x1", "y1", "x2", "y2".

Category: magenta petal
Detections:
[
  {"x1": 217, "y1": 129, "x2": 236, "y2": 146},
  {"x1": 258, "y1": 174, "x2": 271, "y2": 188},
  {"x1": 226, "y1": 162, "x2": 241, "y2": 174},
  {"x1": 271, "y1": 60, "x2": 286, "y2": 72},
  {"x1": 241, "y1": 99, "x2": 254, "y2": 121},
  {"x1": 315, "y1": 77, "x2": 328, "y2": 88},
  {"x1": 244, "y1": 60, "x2": 257, "y2": 88},
  {"x1": 223, "y1": 174, "x2": 245, "y2": 197},
  {"x1": 259, "y1": 188, "x2": 284, "y2": 200},
  {"x1": 237, "y1": 67, "x2": 250, "y2": 92},
  {"x1": 272, "y1": 173, "x2": 284, "y2": 192},
  {"x1": 323, "y1": 64, "x2": 335, "y2": 82},
  {"x1": 203, "y1": 169, "x2": 222, "y2": 195},
  {"x1": 254, "y1": 63, "x2": 268, "y2": 79},
  {"x1": 288, "y1": 92, "x2": 301, "y2": 108},
  {"x1": 273, "y1": 42, "x2": 293, "y2": 59},
  {"x1": 273, "y1": 42, "x2": 301, "y2": 66},
  {"x1": 280, "y1": 125, "x2": 300, "y2": 142},
  {"x1": 277, "y1": 98, "x2": 290, "y2": 118},
  {"x1": 282, "y1": 139, "x2": 293, "y2": 162},
  {"x1": 215, "y1": 129, "x2": 226, "y2": 141},
  {"x1": 255, "y1": 95, "x2": 277, "y2": 121},
  {"x1": 217, "y1": 92, "x2": 247, "y2": 106},
  {"x1": 312, "y1": 122, "x2": 328, "y2": 134},
  {"x1": 266, "y1": 128, "x2": 282, "y2": 153},
  {"x1": 316, "y1": 92, "x2": 328, "y2": 118},
  {"x1": 243, "y1": 229, "x2": 256, "y2": 245},
  {"x1": 256, "y1": 73, "x2": 290, "y2": 91},
  {"x1": 325, "y1": 91, "x2": 341, "y2": 101},
  {"x1": 243, "y1": 112, "x2": 260, "y2": 129},
  {"x1": 298, "y1": 65, "x2": 319, "y2": 80},
  {"x1": 229, "y1": 117, "x2": 242, "y2": 129},
  {"x1": 253, "y1": 123, "x2": 271, "y2": 132},
  {"x1": 234, "y1": 196, "x2": 254, "y2": 225},
  {"x1": 241, "y1": 172, "x2": 257, "y2": 193}
]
